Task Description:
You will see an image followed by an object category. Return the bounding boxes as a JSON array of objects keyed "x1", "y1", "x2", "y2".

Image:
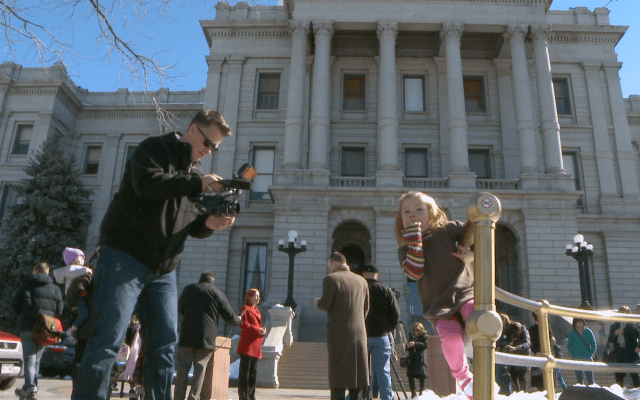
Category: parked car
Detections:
[
  {"x1": 39, "y1": 333, "x2": 75, "y2": 378},
  {"x1": 0, "y1": 332, "x2": 22, "y2": 390}
]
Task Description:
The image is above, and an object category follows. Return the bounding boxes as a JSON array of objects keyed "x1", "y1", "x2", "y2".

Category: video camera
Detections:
[{"x1": 195, "y1": 163, "x2": 257, "y2": 217}]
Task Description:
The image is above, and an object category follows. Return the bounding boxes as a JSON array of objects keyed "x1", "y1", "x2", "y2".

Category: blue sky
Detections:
[{"x1": 4, "y1": 0, "x2": 639, "y2": 97}]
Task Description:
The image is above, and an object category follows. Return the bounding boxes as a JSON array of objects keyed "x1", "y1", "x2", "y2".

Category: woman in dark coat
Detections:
[
  {"x1": 405, "y1": 322, "x2": 428, "y2": 398},
  {"x1": 504, "y1": 322, "x2": 531, "y2": 392},
  {"x1": 237, "y1": 288, "x2": 267, "y2": 400},
  {"x1": 608, "y1": 305, "x2": 640, "y2": 388}
]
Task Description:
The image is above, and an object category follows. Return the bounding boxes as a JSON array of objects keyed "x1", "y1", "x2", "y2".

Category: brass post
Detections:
[
  {"x1": 465, "y1": 193, "x2": 502, "y2": 400},
  {"x1": 538, "y1": 300, "x2": 556, "y2": 400}
]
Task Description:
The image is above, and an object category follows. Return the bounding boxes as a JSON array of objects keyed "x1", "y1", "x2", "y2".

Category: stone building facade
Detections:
[{"x1": 2, "y1": 0, "x2": 640, "y2": 335}]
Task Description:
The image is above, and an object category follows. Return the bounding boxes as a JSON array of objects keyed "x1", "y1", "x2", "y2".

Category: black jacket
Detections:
[
  {"x1": 609, "y1": 321, "x2": 640, "y2": 363},
  {"x1": 12, "y1": 273, "x2": 64, "y2": 332},
  {"x1": 365, "y1": 278, "x2": 400, "y2": 337},
  {"x1": 406, "y1": 332, "x2": 428, "y2": 377},
  {"x1": 178, "y1": 281, "x2": 241, "y2": 350},
  {"x1": 99, "y1": 132, "x2": 214, "y2": 274}
]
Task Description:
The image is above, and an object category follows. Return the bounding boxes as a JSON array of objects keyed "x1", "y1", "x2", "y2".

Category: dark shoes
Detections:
[{"x1": 14, "y1": 388, "x2": 37, "y2": 400}]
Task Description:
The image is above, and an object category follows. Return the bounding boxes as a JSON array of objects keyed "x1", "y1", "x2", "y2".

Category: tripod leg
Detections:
[{"x1": 391, "y1": 359, "x2": 408, "y2": 399}]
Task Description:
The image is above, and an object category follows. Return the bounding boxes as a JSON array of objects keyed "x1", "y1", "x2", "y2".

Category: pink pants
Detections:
[{"x1": 435, "y1": 299, "x2": 474, "y2": 382}]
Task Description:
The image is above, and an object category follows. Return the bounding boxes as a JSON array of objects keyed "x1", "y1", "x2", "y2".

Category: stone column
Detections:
[
  {"x1": 308, "y1": 21, "x2": 333, "y2": 177},
  {"x1": 216, "y1": 56, "x2": 245, "y2": 179},
  {"x1": 531, "y1": 26, "x2": 565, "y2": 175},
  {"x1": 376, "y1": 21, "x2": 402, "y2": 186},
  {"x1": 581, "y1": 62, "x2": 617, "y2": 196},
  {"x1": 505, "y1": 25, "x2": 539, "y2": 175},
  {"x1": 493, "y1": 59, "x2": 520, "y2": 180},
  {"x1": 282, "y1": 20, "x2": 310, "y2": 171},
  {"x1": 441, "y1": 23, "x2": 474, "y2": 187},
  {"x1": 203, "y1": 56, "x2": 226, "y2": 111},
  {"x1": 603, "y1": 62, "x2": 640, "y2": 199},
  {"x1": 434, "y1": 57, "x2": 451, "y2": 176},
  {"x1": 86, "y1": 134, "x2": 122, "y2": 247}
]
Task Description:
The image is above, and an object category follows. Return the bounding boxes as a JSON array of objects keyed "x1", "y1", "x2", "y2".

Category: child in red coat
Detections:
[{"x1": 237, "y1": 288, "x2": 267, "y2": 400}]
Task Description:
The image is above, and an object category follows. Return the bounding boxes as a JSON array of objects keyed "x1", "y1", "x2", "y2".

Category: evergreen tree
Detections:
[{"x1": 0, "y1": 135, "x2": 92, "y2": 332}]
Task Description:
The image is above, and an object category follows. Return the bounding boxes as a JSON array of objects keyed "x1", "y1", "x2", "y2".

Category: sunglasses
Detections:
[{"x1": 195, "y1": 125, "x2": 217, "y2": 150}]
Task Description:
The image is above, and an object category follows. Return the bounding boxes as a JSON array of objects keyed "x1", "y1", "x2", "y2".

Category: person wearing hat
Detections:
[
  {"x1": 52, "y1": 247, "x2": 92, "y2": 293},
  {"x1": 361, "y1": 264, "x2": 401, "y2": 400}
]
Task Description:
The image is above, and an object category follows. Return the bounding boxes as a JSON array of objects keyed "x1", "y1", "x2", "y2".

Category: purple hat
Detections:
[{"x1": 63, "y1": 247, "x2": 84, "y2": 265}]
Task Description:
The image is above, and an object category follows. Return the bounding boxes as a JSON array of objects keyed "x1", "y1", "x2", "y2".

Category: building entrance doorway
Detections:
[{"x1": 331, "y1": 221, "x2": 371, "y2": 272}]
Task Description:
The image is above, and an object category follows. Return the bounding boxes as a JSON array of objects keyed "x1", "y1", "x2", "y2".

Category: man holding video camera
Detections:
[{"x1": 73, "y1": 109, "x2": 236, "y2": 400}]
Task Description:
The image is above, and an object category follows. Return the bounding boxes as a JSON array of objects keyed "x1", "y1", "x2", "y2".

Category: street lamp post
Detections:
[
  {"x1": 277, "y1": 230, "x2": 307, "y2": 311},
  {"x1": 565, "y1": 234, "x2": 595, "y2": 309}
]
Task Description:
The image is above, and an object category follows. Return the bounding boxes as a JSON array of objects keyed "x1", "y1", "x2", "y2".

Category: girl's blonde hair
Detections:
[
  {"x1": 412, "y1": 322, "x2": 426, "y2": 335},
  {"x1": 394, "y1": 191, "x2": 448, "y2": 245}
]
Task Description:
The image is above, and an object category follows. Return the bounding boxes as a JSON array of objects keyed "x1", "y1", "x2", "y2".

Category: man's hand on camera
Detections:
[
  {"x1": 202, "y1": 174, "x2": 225, "y2": 193},
  {"x1": 205, "y1": 215, "x2": 235, "y2": 230}
]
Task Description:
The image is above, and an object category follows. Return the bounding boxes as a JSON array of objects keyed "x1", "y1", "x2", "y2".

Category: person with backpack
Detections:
[{"x1": 12, "y1": 262, "x2": 64, "y2": 400}]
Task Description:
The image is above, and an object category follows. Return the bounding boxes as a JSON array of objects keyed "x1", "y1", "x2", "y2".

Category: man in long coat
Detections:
[{"x1": 316, "y1": 252, "x2": 370, "y2": 400}]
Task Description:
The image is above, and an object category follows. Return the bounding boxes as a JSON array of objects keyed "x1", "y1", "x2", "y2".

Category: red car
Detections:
[{"x1": 0, "y1": 332, "x2": 23, "y2": 390}]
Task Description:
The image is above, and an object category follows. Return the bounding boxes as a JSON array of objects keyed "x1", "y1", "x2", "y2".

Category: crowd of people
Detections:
[{"x1": 9, "y1": 106, "x2": 640, "y2": 400}]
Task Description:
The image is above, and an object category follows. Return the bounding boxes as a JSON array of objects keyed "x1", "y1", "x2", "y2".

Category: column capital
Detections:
[
  {"x1": 530, "y1": 25, "x2": 551, "y2": 43},
  {"x1": 227, "y1": 56, "x2": 246, "y2": 73},
  {"x1": 377, "y1": 21, "x2": 398, "y2": 41},
  {"x1": 440, "y1": 22, "x2": 464, "y2": 42},
  {"x1": 205, "y1": 56, "x2": 226, "y2": 73},
  {"x1": 580, "y1": 61, "x2": 603, "y2": 71},
  {"x1": 290, "y1": 20, "x2": 310, "y2": 39},
  {"x1": 312, "y1": 20, "x2": 334, "y2": 39},
  {"x1": 504, "y1": 25, "x2": 528, "y2": 43}
]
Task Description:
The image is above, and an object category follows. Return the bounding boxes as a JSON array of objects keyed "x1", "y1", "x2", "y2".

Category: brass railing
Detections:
[{"x1": 468, "y1": 192, "x2": 640, "y2": 400}]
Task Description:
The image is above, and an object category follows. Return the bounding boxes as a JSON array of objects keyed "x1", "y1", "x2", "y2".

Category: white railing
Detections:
[
  {"x1": 403, "y1": 178, "x2": 448, "y2": 189},
  {"x1": 476, "y1": 179, "x2": 520, "y2": 190},
  {"x1": 329, "y1": 176, "x2": 376, "y2": 187}
]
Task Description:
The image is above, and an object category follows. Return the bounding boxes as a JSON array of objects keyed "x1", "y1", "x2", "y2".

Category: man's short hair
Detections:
[
  {"x1": 361, "y1": 264, "x2": 379, "y2": 274},
  {"x1": 327, "y1": 252, "x2": 347, "y2": 266},
  {"x1": 190, "y1": 109, "x2": 232, "y2": 137},
  {"x1": 33, "y1": 262, "x2": 49, "y2": 275},
  {"x1": 199, "y1": 271, "x2": 216, "y2": 284}
]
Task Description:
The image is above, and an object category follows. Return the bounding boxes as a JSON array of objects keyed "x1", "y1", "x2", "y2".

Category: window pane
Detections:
[
  {"x1": 469, "y1": 150, "x2": 490, "y2": 179},
  {"x1": 404, "y1": 77, "x2": 424, "y2": 112},
  {"x1": 245, "y1": 244, "x2": 267, "y2": 295},
  {"x1": 342, "y1": 147, "x2": 365, "y2": 176},
  {"x1": 13, "y1": 125, "x2": 33, "y2": 155},
  {"x1": 344, "y1": 75, "x2": 366, "y2": 111},
  {"x1": 463, "y1": 77, "x2": 485, "y2": 113},
  {"x1": 0, "y1": 185, "x2": 19, "y2": 230},
  {"x1": 257, "y1": 74, "x2": 280, "y2": 110},
  {"x1": 254, "y1": 149, "x2": 275, "y2": 174},
  {"x1": 562, "y1": 153, "x2": 580, "y2": 190},
  {"x1": 126, "y1": 145, "x2": 138, "y2": 161},
  {"x1": 553, "y1": 79, "x2": 572, "y2": 115},
  {"x1": 84, "y1": 146, "x2": 102, "y2": 175},
  {"x1": 251, "y1": 148, "x2": 275, "y2": 200},
  {"x1": 405, "y1": 149, "x2": 428, "y2": 178}
]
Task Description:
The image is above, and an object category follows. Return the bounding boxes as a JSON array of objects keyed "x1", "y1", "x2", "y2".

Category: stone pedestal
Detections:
[
  {"x1": 427, "y1": 335, "x2": 456, "y2": 396},
  {"x1": 201, "y1": 336, "x2": 232, "y2": 400}
]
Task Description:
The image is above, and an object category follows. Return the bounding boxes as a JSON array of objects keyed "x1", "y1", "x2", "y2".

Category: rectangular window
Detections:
[
  {"x1": 83, "y1": 146, "x2": 102, "y2": 175},
  {"x1": 553, "y1": 78, "x2": 572, "y2": 115},
  {"x1": 126, "y1": 145, "x2": 138, "y2": 162},
  {"x1": 405, "y1": 148, "x2": 429, "y2": 178},
  {"x1": 404, "y1": 76, "x2": 425, "y2": 112},
  {"x1": 256, "y1": 73, "x2": 280, "y2": 110},
  {"x1": 12, "y1": 125, "x2": 33, "y2": 155},
  {"x1": 0, "y1": 184, "x2": 19, "y2": 231},
  {"x1": 341, "y1": 147, "x2": 365, "y2": 177},
  {"x1": 244, "y1": 243, "x2": 267, "y2": 296},
  {"x1": 562, "y1": 152, "x2": 581, "y2": 190},
  {"x1": 343, "y1": 74, "x2": 366, "y2": 111},
  {"x1": 463, "y1": 77, "x2": 486, "y2": 113},
  {"x1": 468, "y1": 149, "x2": 491, "y2": 179},
  {"x1": 251, "y1": 148, "x2": 275, "y2": 201}
]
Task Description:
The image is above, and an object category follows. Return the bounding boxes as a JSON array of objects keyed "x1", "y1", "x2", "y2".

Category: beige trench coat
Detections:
[{"x1": 317, "y1": 270, "x2": 370, "y2": 389}]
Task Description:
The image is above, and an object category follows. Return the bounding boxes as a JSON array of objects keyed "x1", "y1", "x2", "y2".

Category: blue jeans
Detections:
[
  {"x1": 556, "y1": 369, "x2": 567, "y2": 390},
  {"x1": 20, "y1": 331, "x2": 44, "y2": 393},
  {"x1": 367, "y1": 335, "x2": 393, "y2": 400},
  {"x1": 72, "y1": 246, "x2": 178, "y2": 400}
]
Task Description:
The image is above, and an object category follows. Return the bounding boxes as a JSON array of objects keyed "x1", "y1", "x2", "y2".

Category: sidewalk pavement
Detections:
[{"x1": 0, "y1": 379, "x2": 331, "y2": 400}]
